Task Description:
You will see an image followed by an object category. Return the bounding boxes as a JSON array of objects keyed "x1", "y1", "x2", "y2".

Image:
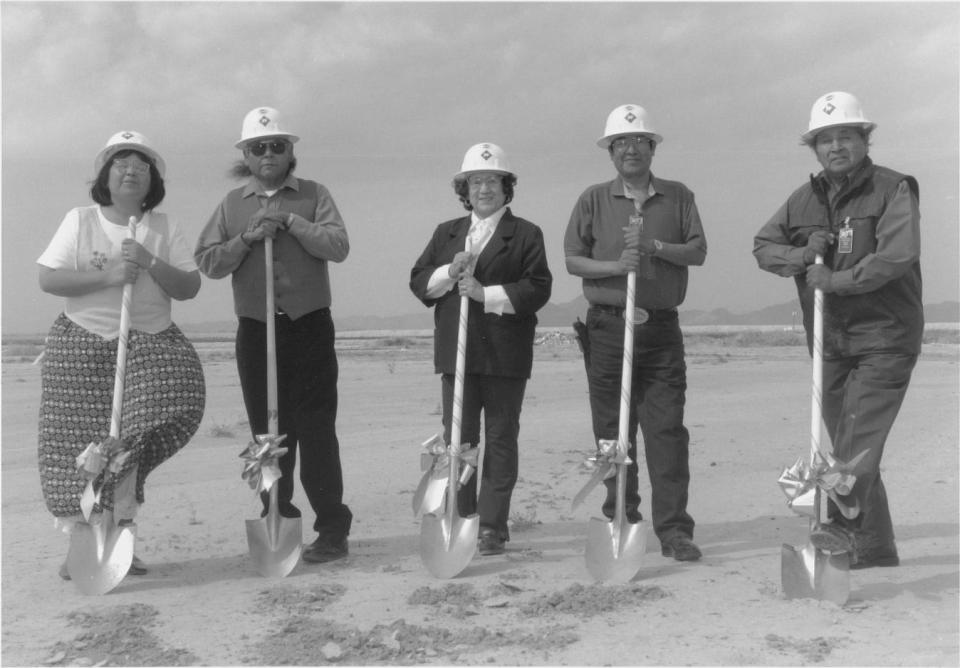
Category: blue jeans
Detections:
[
  {"x1": 236, "y1": 309, "x2": 352, "y2": 539},
  {"x1": 585, "y1": 307, "x2": 695, "y2": 541}
]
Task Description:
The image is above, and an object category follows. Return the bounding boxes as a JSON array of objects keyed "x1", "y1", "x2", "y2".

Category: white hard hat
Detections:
[
  {"x1": 802, "y1": 91, "x2": 876, "y2": 143},
  {"x1": 455, "y1": 142, "x2": 514, "y2": 178},
  {"x1": 597, "y1": 104, "x2": 663, "y2": 149},
  {"x1": 94, "y1": 130, "x2": 166, "y2": 178},
  {"x1": 235, "y1": 106, "x2": 300, "y2": 149}
]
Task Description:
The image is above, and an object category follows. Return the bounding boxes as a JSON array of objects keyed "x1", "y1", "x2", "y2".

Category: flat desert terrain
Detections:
[{"x1": 2, "y1": 328, "x2": 958, "y2": 666}]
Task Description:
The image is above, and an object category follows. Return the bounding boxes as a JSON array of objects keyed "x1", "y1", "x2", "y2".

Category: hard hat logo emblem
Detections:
[
  {"x1": 481, "y1": 150, "x2": 492, "y2": 161},
  {"x1": 625, "y1": 112, "x2": 636, "y2": 123},
  {"x1": 121, "y1": 132, "x2": 134, "y2": 140},
  {"x1": 822, "y1": 103, "x2": 836, "y2": 116},
  {"x1": 258, "y1": 115, "x2": 271, "y2": 127}
]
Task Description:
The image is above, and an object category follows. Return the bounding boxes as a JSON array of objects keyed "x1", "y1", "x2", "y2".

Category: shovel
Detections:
[
  {"x1": 67, "y1": 217, "x2": 138, "y2": 595},
  {"x1": 245, "y1": 235, "x2": 302, "y2": 578},
  {"x1": 781, "y1": 254, "x2": 850, "y2": 604},
  {"x1": 420, "y1": 239, "x2": 479, "y2": 578},
  {"x1": 585, "y1": 219, "x2": 647, "y2": 583}
]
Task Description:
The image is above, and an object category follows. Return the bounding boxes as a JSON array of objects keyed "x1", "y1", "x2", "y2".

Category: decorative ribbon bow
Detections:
[
  {"x1": 777, "y1": 449, "x2": 870, "y2": 520},
  {"x1": 76, "y1": 436, "x2": 133, "y2": 521},
  {"x1": 420, "y1": 433, "x2": 478, "y2": 487},
  {"x1": 239, "y1": 433, "x2": 288, "y2": 494},
  {"x1": 571, "y1": 439, "x2": 633, "y2": 511}
]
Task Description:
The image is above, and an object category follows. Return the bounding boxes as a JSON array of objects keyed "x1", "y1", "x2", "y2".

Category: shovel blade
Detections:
[
  {"x1": 246, "y1": 509, "x2": 302, "y2": 578},
  {"x1": 419, "y1": 510, "x2": 479, "y2": 579},
  {"x1": 412, "y1": 470, "x2": 448, "y2": 518},
  {"x1": 67, "y1": 522, "x2": 136, "y2": 595},
  {"x1": 781, "y1": 542, "x2": 850, "y2": 605},
  {"x1": 585, "y1": 517, "x2": 647, "y2": 583}
]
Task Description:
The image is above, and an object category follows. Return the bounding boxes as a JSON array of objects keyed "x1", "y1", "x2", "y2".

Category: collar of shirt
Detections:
[
  {"x1": 467, "y1": 206, "x2": 507, "y2": 252},
  {"x1": 242, "y1": 173, "x2": 300, "y2": 199},
  {"x1": 621, "y1": 177, "x2": 656, "y2": 204}
]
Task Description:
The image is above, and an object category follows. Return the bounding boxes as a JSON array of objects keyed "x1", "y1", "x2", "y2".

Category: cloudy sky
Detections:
[{"x1": 3, "y1": 1, "x2": 958, "y2": 334}]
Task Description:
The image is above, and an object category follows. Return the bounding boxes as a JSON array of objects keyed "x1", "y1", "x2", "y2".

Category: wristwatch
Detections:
[{"x1": 653, "y1": 240, "x2": 663, "y2": 254}]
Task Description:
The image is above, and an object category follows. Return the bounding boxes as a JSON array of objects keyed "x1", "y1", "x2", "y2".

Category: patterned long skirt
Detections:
[{"x1": 38, "y1": 314, "x2": 206, "y2": 518}]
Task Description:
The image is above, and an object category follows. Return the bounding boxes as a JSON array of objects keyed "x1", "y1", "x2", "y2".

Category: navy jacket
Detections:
[{"x1": 410, "y1": 208, "x2": 552, "y2": 378}]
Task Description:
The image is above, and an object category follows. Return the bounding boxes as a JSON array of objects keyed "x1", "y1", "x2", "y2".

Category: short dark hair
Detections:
[
  {"x1": 452, "y1": 173, "x2": 517, "y2": 211},
  {"x1": 90, "y1": 149, "x2": 166, "y2": 211}
]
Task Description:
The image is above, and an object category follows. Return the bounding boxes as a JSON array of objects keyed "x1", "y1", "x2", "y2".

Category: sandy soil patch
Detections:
[{"x1": 2, "y1": 334, "x2": 957, "y2": 666}]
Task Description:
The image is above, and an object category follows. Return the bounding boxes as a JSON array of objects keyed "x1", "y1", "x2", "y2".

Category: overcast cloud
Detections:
[{"x1": 3, "y1": 1, "x2": 958, "y2": 333}]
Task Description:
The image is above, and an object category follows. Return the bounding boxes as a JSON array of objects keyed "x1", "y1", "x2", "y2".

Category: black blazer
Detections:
[{"x1": 410, "y1": 208, "x2": 552, "y2": 378}]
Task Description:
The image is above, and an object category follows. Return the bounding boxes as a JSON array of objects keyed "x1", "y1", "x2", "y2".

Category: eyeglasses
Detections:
[
  {"x1": 611, "y1": 136, "x2": 654, "y2": 151},
  {"x1": 112, "y1": 159, "x2": 150, "y2": 175},
  {"x1": 247, "y1": 140, "x2": 289, "y2": 157},
  {"x1": 467, "y1": 176, "x2": 502, "y2": 189}
]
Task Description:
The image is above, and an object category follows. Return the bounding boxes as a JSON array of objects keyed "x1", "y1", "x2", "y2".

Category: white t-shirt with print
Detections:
[{"x1": 37, "y1": 206, "x2": 198, "y2": 339}]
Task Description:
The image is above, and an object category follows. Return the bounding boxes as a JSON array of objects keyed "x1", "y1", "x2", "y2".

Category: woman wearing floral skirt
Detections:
[{"x1": 37, "y1": 131, "x2": 206, "y2": 579}]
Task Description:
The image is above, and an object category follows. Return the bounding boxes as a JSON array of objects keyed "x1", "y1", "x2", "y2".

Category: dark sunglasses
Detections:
[{"x1": 247, "y1": 140, "x2": 289, "y2": 157}]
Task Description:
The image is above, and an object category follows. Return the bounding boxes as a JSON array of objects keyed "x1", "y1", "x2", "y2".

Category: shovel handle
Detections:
[
  {"x1": 809, "y1": 255, "x2": 824, "y2": 467},
  {"x1": 108, "y1": 217, "x2": 137, "y2": 440},
  {"x1": 444, "y1": 236, "x2": 473, "y2": 513},
  {"x1": 264, "y1": 236, "x2": 278, "y2": 436},
  {"x1": 809, "y1": 254, "x2": 824, "y2": 526}
]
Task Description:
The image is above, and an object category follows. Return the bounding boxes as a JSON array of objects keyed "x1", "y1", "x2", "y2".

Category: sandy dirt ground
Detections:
[{"x1": 2, "y1": 332, "x2": 958, "y2": 667}]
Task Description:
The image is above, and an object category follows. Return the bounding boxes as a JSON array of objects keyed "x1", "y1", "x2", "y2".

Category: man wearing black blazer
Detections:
[{"x1": 410, "y1": 143, "x2": 552, "y2": 555}]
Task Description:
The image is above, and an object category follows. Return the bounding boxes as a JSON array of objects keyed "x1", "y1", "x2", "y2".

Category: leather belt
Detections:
[{"x1": 589, "y1": 304, "x2": 678, "y2": 323}]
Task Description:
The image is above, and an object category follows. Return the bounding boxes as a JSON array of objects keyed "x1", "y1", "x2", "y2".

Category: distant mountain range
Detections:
[{"x1": 181, "y1": 298, "x2": 959, "y2": 333}]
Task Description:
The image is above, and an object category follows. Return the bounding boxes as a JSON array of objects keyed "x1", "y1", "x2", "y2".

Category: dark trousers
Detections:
[
  {"x1": 236, "y1": 309, "x2": 352, "y2": 539},
  {"x1": 585, "y1": 307, "x2": 695, "y2": 541},
  {"x1": 823, "y1": 352, "x2": 916, "y2": 552},
  {"x1": 441, "y1": 373, "x2": 527, "y2": 542}
]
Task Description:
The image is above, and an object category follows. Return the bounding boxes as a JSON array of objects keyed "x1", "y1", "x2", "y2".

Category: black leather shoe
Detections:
[
  {"x1": 661, "y1": 534, "x2": 702, "y2": 561},
  {"x1": 303, "y1": 536, "x2": 348, "y2": 564},
  {"x1": 478, "y1": 529, "x2": 505, "y2": 556},
  {"x1": 127, "y1": 555, "x2": 148, "y2": 576}
]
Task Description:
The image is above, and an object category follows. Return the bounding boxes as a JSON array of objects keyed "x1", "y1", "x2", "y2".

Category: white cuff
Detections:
[{"x1": 483, "y1": 285, "x2": 515, "y2": 315}]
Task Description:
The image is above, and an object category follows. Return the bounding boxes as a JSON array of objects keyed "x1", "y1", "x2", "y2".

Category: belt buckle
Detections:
[{"x1": 632, "y1": 307, "x2": 649, "y2": 325}]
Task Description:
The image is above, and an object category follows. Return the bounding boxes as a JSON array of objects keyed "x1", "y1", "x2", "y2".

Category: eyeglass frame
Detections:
[
  {"x1": 111, "y1": 158, "x2": 152, "y2": 175},
  {"x1": 610, "y1": 135, "x2": 655, "y2": 152},
  {"x1": 245, "y1": 140, "x2": 290, "y2": 157}
]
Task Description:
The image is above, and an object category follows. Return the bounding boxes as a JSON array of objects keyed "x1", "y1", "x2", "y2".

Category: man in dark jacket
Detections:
[
  {"x1": 410, "y1": 143, "x2": 552, "y2": 556},
  {"x1": 754, "y1": 92, "x2": 922, "y2": 569}
]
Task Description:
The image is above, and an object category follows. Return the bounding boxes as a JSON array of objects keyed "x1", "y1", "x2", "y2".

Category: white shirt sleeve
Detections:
[
  {"x1": 483, "y1": 285, "x2": 515, "y2": 315},
  {"x1": 37, "y1": 209, "x2": 81, "y2": 269},
  {"x1": 425, "y1": 265, "x2": 457, "y2": 299}
]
